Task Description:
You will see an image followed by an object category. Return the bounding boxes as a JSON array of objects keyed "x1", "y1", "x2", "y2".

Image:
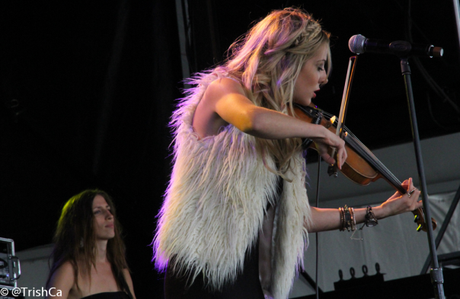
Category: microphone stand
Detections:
[{"x1": 399, "y1": 57, "x2": 445, "y2": 299}]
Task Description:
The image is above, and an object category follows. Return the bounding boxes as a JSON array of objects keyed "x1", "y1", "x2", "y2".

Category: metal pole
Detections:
[{"x1": 400, "y1": 57, "x2": 445, "y2": 299}]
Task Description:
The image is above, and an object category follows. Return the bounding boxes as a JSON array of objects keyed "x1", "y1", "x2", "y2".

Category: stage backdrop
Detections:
[
  {"x1": 2, "y1": 1, "x2": 460, "y2": 298},
  {"x1": 1, "y1": 1, "x2": 182, "y2": 296}
]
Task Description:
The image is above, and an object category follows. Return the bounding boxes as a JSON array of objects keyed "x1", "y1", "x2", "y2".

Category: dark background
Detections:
[{"x1": 1, "y1": 0, "x2": 459, "y2": 297}]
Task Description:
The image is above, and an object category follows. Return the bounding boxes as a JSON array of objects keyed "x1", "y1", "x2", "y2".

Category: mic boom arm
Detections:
[{"x1": 348, "y1": 34, "x2": 443, "y2": 58}]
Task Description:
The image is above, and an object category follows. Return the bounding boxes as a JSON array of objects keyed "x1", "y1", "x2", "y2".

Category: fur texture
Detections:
[{"x1": 153, "y1": 71, "x2": 312, "y2": 299}]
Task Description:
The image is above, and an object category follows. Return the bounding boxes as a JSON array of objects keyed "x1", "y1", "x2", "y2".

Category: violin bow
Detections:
[{"x1": 328, "y1": 56, "x2": 358, "y2": 177}]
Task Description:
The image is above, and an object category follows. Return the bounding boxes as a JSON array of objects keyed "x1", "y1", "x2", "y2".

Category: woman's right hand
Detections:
[{"x1": 311, "y1": 126, "x2": 347, "y2": 169}]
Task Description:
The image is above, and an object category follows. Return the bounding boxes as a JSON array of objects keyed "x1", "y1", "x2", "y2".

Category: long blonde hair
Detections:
[{"x1": 218, "y1": 7, "x2": 332, "y2": 175}]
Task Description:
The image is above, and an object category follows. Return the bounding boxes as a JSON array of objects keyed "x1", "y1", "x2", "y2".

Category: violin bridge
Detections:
[{"x1": 330, "y1": 115, "x2": 337, "y2": 125}]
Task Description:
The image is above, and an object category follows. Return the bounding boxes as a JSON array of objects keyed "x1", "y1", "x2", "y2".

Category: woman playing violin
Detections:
[{"x1": 153, "y1": 7, "x2": 422, "y2": 299}]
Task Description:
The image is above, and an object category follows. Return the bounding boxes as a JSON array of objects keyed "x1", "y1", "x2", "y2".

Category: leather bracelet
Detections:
[
  {"x1": 364, "y1": 206, "x2": 378, "y2": 227},
  {"x1": 339, "y1": 207, "x2": 345, "y2": 231}
]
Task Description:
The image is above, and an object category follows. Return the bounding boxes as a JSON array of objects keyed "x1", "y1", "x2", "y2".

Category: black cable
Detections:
[
  {"x1": 315, "y1": 156, "x2": 322, "y2": 299},
  {"x1": 404, "y1": 0, "x2": 460, "y2": 124}
]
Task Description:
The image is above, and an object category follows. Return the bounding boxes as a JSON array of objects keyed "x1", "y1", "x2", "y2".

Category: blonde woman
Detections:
[
  {"x1": 46, "y1": 190, "x2": 136, "y2": 299},
  {"x1": 153, "y1": 7, "x2": 421, "y2": 299}
]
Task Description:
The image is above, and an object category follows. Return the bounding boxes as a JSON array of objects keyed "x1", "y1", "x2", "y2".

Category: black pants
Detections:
[{"x1": 164, "y1": 243, "x2": 264, "y2": 299}]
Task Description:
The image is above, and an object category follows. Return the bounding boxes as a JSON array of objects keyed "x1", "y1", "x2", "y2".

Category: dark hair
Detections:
[{"x1": 46, "y1": 189, "x2": 132, "y2": 297}]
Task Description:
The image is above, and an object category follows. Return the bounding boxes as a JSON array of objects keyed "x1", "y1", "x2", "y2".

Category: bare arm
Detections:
[
  {"x1": 307, "y1": 178, "x2": 423, "y2": 233},
  {"x1": 194, "y1": 77, "x2": 347, "y2": 167},
  {"x1": 46, "y1": 262, "x2": 75, "y2": 299}
]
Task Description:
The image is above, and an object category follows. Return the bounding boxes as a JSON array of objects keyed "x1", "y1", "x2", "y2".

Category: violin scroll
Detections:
[{"x1": 413, "y1": 207, "x2": 437, "y2": 232}]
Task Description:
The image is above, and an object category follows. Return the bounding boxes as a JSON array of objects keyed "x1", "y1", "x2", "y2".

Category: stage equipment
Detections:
[
  {"x1": 347, "y1": 33, "x2": 446, "y2": 299},
  {"x1": 333, "y1": 263, "x2": 384, "y2": 291},
  {"x1": 348, "y1": 34, "x2": 443, "y2": 58},
  {"x1": 301, "y1": 267, "x2": 460, "y2": 299},
  {"x1": 0, "y1": 237, "x2": 21, "y2": 292}
]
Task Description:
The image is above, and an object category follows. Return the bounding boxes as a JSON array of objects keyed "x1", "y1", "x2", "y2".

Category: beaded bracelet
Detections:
[
  {"x1": 345, "y1": 205, "x2": 356, "y2": 232},
  {"x1": 339, "y1": 205, "x2": 356, "y2": 232}
]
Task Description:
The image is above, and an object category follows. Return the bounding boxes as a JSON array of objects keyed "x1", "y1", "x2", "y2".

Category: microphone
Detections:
[{"x1": 348, "y1": 34, "x2": 443, "y2": 58}]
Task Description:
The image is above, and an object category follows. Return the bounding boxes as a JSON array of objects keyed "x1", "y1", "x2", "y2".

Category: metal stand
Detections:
[
  {"x1": 400, "y1": 57, "x2": 445, "y2": 299},
  {"x1": 421, "y1": 181, "x2": 460, "y2": 273},
  {"x1": 313, "y1": 156, "x2": 323, "y2": 298}
]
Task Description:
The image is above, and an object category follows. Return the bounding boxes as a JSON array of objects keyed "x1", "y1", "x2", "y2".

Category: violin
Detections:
[{"x1": 293, "y1": 102, "x2": 437, "y2": 232}]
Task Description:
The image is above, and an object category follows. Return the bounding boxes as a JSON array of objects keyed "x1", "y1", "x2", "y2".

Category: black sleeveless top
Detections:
[{"x1": 81, "y1": 292, "x2": 130, "y2": 299}]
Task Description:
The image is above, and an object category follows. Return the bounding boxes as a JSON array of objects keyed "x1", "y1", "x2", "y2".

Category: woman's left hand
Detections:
[{"x1": 378, "y1": 177, "x2": 423, "y2": 219}]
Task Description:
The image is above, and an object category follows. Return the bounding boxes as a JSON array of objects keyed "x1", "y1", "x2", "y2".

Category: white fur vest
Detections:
[{"x1": 153, "y1": 71, "x2": 312, "y2": 299}]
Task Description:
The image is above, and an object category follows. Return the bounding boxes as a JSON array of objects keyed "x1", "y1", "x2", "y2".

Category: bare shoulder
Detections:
[
  {"x1": 47, "y1": 261, "x2": 75, "y2": 298},
  {"x1": 50, "y1": 261, "x2": 75, "y2": 283},
  {"x1": 206, "y1": 77, "x2": 246, "y2": 99},
  {"x1": 194, "y1": 76, "x2": 252, "y2": 138}
]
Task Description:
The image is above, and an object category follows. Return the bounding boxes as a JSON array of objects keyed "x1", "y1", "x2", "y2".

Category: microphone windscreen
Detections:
[{"x1": 348, "y1": 34, "x2": 366, "y2": 54}]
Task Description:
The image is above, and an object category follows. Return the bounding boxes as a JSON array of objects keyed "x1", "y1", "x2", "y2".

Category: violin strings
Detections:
[
  {"x1": 322, "y1": 111, "x2": 404, "y2": 191},
  {"x1": 295, "y1": 105, "x2": 406, "y2": 193}
]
